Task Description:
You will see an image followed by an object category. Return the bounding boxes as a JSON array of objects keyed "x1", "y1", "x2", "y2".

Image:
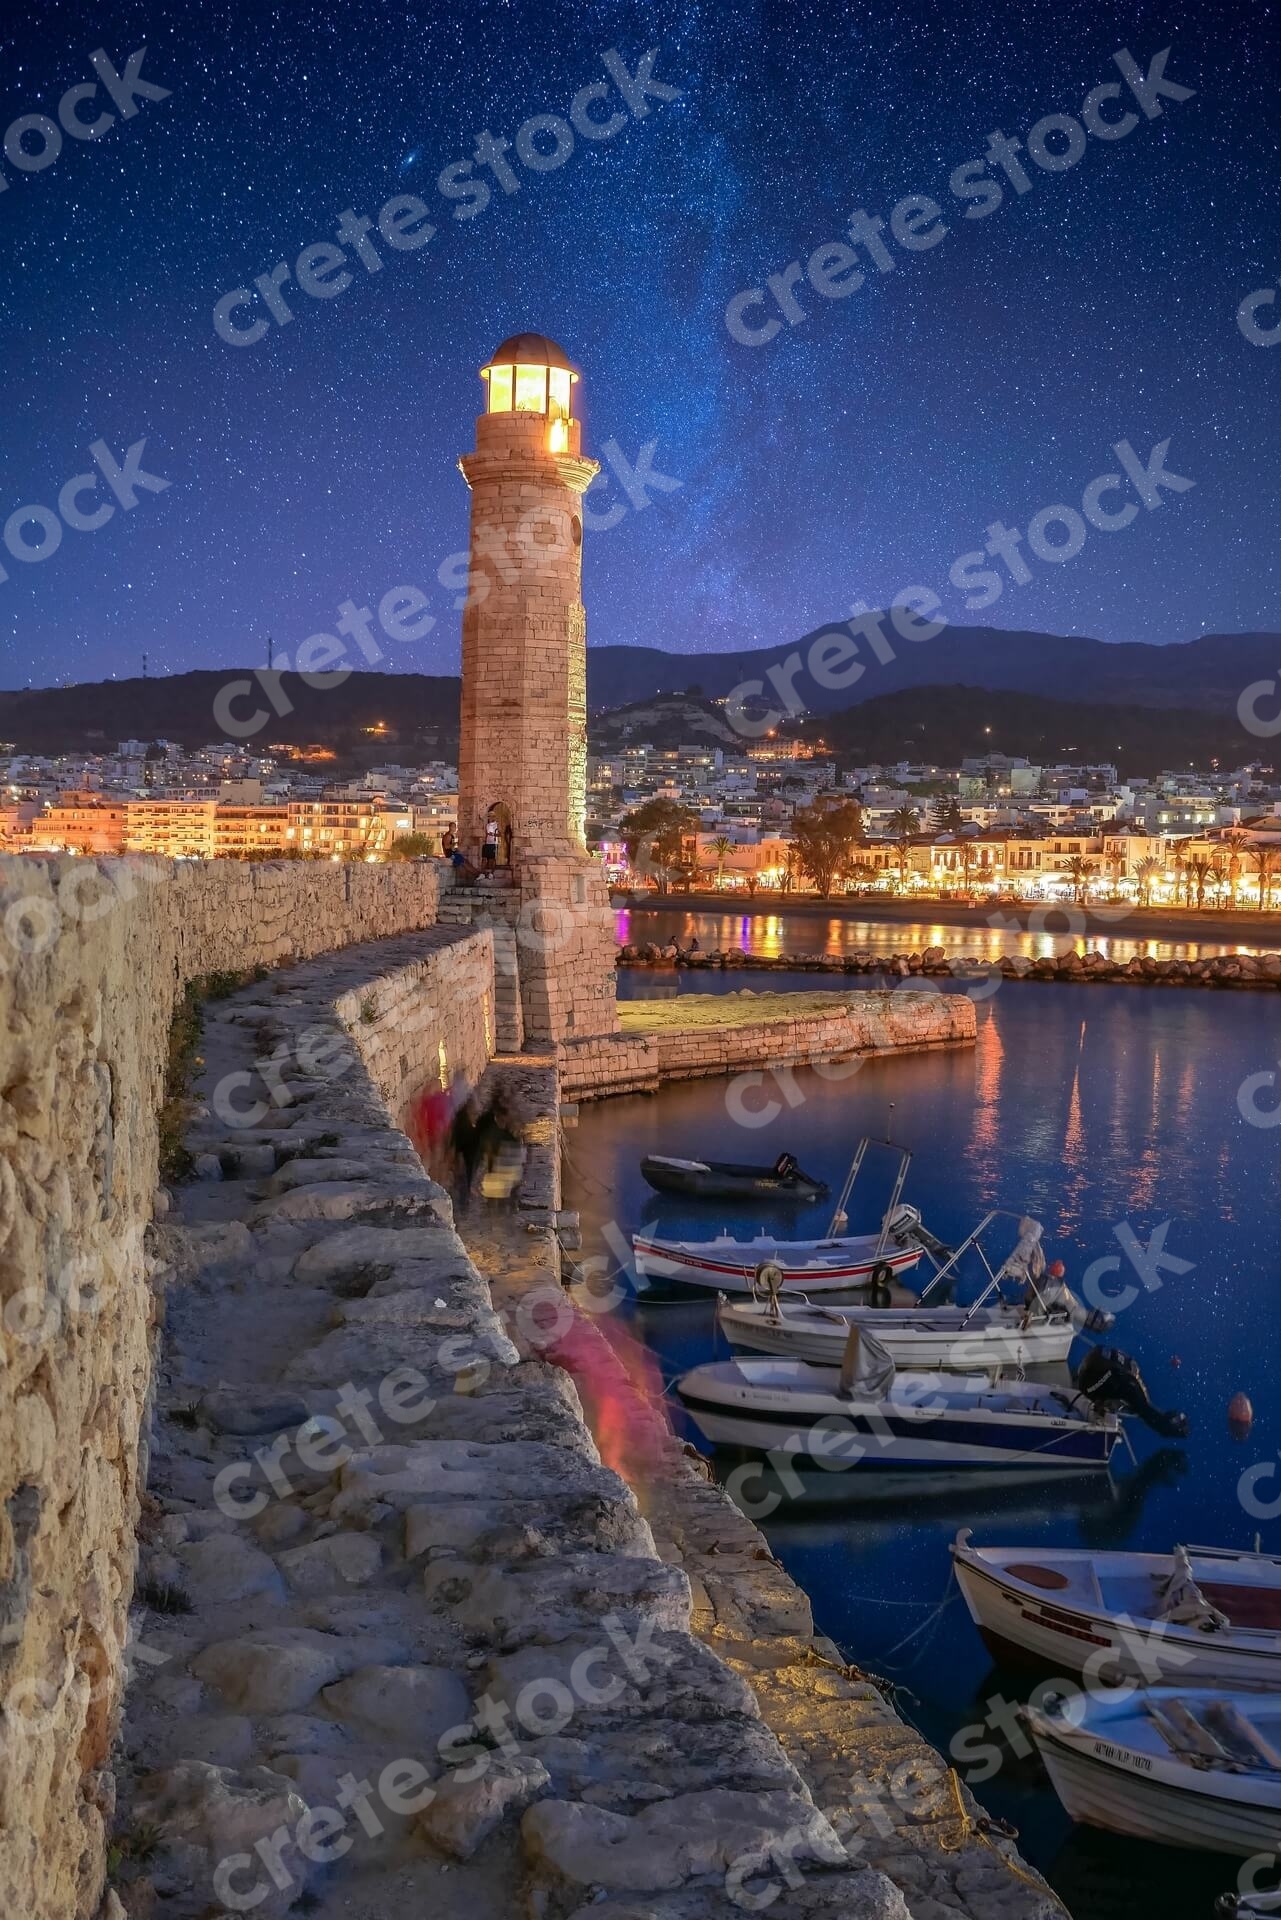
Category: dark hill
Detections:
[
  {"x1": 0, "y1": 631, "x2": 1274, "y2": 774},
  {"x1": 816, "y1": 684, "x2": 1261, "y2": 777},
  {"x1": 584, "y1": 626, "x2": 1281, "y2": 716},
  {"x1": 0, "y1": 671, "x2": 461, "y2": 761}
]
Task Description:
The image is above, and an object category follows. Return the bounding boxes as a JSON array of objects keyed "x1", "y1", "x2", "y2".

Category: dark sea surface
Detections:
[{"x1": 563, "y1": 968, "x2": 1281, "y2": 1920}]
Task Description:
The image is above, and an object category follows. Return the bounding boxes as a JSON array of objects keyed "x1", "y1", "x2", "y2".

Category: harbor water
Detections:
[
  {"x1": 617, "y1": 905, "x2": 1274, "y2": 966},
  {"x1": 564, "y1": 968, "x2": 1281, "y2": 1920}
]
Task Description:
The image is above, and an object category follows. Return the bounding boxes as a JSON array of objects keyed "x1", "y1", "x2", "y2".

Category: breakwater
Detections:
[
  {"x1": 618, "y1": 940, "x2": 1281, "y2": 989},
  {"x1": 561, "y1": 987, "x2": 975, "y2": 1100}
]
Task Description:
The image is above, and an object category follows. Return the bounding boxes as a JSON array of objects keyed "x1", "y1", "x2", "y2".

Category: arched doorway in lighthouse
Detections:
[{"x1": 484, "y1": 801, "x2": 513, "y2": 871}]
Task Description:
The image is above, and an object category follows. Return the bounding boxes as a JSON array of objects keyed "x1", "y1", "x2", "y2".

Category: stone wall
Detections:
[
  {"x1": 0, "y1": 856, "x2": 440, "y2": 1920},
  {"x1": 437, "y1": 865, "x2": 619, "y2": 1051},
  {"x1": 560, "y1": 989, "x2": 977, "y2": 1101},
  {"x1": 331, "y1": 928, "x2": 496, "y2": 1137}
]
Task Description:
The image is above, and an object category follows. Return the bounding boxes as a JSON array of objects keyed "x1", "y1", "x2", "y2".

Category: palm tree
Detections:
[
  {"x1": 1064, "y1": 854, "x2": 1097, "y2": 906},
  {"x1": 1207, "y1": 857, "x2": 1227, "y2": 905},
  {"x1": 957, "y1": 839, "x2": 977, "y2": 896},
  {"x1": 888, "y1": 806, "x2": 919, "y2": 891},
  {"x1": 779, "y1": 847, "x2": 796, "y2": 895},
  {"x1": 1251, "y1": 845, "x2": 1279, "y2": 911},
  {"x1": 1134, "y1": 856, "x2": 1162, "y2": 908},
  {"x1": 1222, "y1": 830, "x2": 1250, "y2": 906},
  {"x1": 1172, "y1": 850, "x2": 1190, "y2": 907},
  {"x1": 1185, "y1": 856, "x2": 1212, "y2": 909},
  {"x1": 711, "y1": 834, "x2": 732, "y2": 889}
]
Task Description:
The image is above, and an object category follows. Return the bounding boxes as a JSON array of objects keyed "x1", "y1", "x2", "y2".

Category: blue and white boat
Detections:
[{"x1": 674, "y1": 1330, "x2": 1122, "y2": 1472}]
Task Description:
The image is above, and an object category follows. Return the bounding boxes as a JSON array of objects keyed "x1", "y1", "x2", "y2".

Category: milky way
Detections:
[{"x1": 1, "y1": 0, "x2": 1278, "y2": 689}]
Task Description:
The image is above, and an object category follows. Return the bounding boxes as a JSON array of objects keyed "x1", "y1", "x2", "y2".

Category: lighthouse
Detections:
[{"x1": 454, "y1": 334, "x2": 618, "y2": 1048}]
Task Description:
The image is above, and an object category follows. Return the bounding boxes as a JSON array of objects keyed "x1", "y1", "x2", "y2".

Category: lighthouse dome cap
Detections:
[{"x1": 485, "y1": 333, "x2": 580, "y2": 376}]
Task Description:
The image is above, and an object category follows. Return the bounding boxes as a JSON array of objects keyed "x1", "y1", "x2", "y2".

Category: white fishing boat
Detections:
[
  {"x1": 635, "y1": 1220, "x2": 924, "y2": 1297},
  {"x1": 717, "y1": 1214, "x2": 1108, "y2": 1370},
  {"x1": 952, "y1": 1537, "x2": 1281, "y2": 1687},
  {"x1": 720, "y1": 1294, "x2": 1074, "y2": 1368},
  {"x1": 675, "y1": 1329, "x2": 1123, "y2": 1471},
  {"x1": 1025, "y1": 1686, "x2": 1281, "y2": 1858},
  {"x1": 634, "y1": 1136, "x2": 935, "y2": 1299}
]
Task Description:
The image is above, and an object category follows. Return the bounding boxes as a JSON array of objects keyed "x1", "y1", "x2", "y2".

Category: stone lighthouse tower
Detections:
[{"x1": 455, "y1": 333, "x2": 618, "y2": 1049}]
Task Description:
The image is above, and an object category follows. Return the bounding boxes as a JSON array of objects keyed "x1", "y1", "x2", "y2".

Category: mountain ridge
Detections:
[
  {"x1": 0, "y1": 666, "x2": 1266, "y2": 779},
  {"x1": 582, "y1": 624, "x2": 1281, "y2": 714}
]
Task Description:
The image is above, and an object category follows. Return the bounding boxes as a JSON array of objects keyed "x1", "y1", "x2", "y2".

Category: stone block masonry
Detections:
[
  {"x1": 560, "y1": 988, "x2": 977, "y2": 1100},
  {"x1": 0, "y1": 855, "x2": 439, "y2": 1920},
  {"x1": 438, "y1": 862, "x2": 619, "y2": 1050}
]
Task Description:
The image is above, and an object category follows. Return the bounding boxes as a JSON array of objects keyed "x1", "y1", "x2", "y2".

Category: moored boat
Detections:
[
  {"x1": 1025, "y1": 1686, "x2": 1281, "y2": 1858},
  {"x1": 718, "y1": 1293, "x2": 1076, "y2": 1369},
  {"x1": 634, "y1": 1222, "x2": 923, "y2": 1298},
  {"x1": 675, "y1": 1335, "x2": 1124, "y2": 1472},
  {"x1": 952, "y1": 1537, "x2": 1281, "y2": 1687},
  {"x1": 640, "y1": 1150, "x2": 828, "y2": 1202}
]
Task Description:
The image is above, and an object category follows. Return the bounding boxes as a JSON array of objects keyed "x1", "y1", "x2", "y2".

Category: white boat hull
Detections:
[
  {"x1": 953, "y1": 1543, "x2": 1281, "y2": 1688},
  {"x1": 676, "y1": 1360, "x2": 1117, "y2": 1471},
  {"x1": 634, "y1": 1233, "x2": 922, "y2": 1298},
  {"x1": 1028, "y1": 1697, "x2": 1281, "y2": 1858},
  {"x1": 719, "y1": 1300, "x2": 1075, "y2": 1371}
]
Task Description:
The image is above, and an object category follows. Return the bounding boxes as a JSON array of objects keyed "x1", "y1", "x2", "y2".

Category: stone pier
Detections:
[
  {"x1": 561, "y1": 988, "x2": 976, "y2": 1100},
  {"x1": 111, "y1": 929, "x2": 1042, "y2": 1920},
  {"x1": 0, "y1": 862, "x2": 1038, "y2": 1920}
]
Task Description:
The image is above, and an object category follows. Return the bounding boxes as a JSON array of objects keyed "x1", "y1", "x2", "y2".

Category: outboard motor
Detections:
[
  {"x1": 1075, "y1": 1346, "x2": 1189, "y2": 1439},
  {"x1": 906, "y1": 1219, "x2": 954, "y2": 1264}
]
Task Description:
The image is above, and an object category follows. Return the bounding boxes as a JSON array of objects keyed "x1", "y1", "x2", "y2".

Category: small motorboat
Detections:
[
  {"x1": 720, "y1": 1294, "x2": 1076, "y2": 1369},
  {"x1": 1024, "y1": 1686, "x2": 1281, "y2": 1859},
  {"x1": 953, "y1": 1537, "x2": 1281, "y2": 1688},
  {"x1": 674, "y1": 1329, "x2": 1128, "y2": 1472},
  {"x1": 634, "y1": 1222, "x2": 924, "y2": 1297},
  {"x1": 717, "y1": 1213, "x2": 1110, "y2": 1371},
  {"x1": 634, "y1": 1135, "x2": 936, "y2": 1299},
  {"x1": 640, "y1": 1150, "x2": 828, "y2": 1202}
]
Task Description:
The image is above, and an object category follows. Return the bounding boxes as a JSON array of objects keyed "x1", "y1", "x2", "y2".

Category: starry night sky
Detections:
[{"x1": 2, "y1": 0, "x2": 1279, "y2": 690}]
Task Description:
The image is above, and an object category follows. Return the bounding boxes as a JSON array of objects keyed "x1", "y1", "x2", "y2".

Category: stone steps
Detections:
[{"x1": 438, "y1": 885, "x2": 520, "y2": 927}]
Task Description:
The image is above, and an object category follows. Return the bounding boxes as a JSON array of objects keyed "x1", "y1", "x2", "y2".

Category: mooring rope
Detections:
[{"x1": 938, "y1": 1766, "x2": 1074, "y2": 1914}]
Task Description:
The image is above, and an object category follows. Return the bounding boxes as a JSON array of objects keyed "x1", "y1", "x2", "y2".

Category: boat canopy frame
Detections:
[
  {"x1": 915, "y1": 1209, "x2": 1053, "y2": 1324},
  {"x1": 825, "y1": 1135, "x2": 914, "y2": 1246}
]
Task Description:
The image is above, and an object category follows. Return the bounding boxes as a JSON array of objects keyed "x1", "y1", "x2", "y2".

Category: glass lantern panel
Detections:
[
  {"x1": 487, "y1": 364, "x2": 513, "y2": 412},
  {"x1": 548, "y1": 367, "x2": 572, "y2": 419},
  {"x1": 514, "y1": 364, "x2": 548, "y2": 412}
]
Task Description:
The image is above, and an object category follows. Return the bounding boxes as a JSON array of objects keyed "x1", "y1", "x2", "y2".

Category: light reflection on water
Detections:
[
  {"x1": 617, "y1": 906, "x2": 1266, "y2": 966},
  {"x1": 567, "y1": 972, "x2": 1281, "y2": 1920}
]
